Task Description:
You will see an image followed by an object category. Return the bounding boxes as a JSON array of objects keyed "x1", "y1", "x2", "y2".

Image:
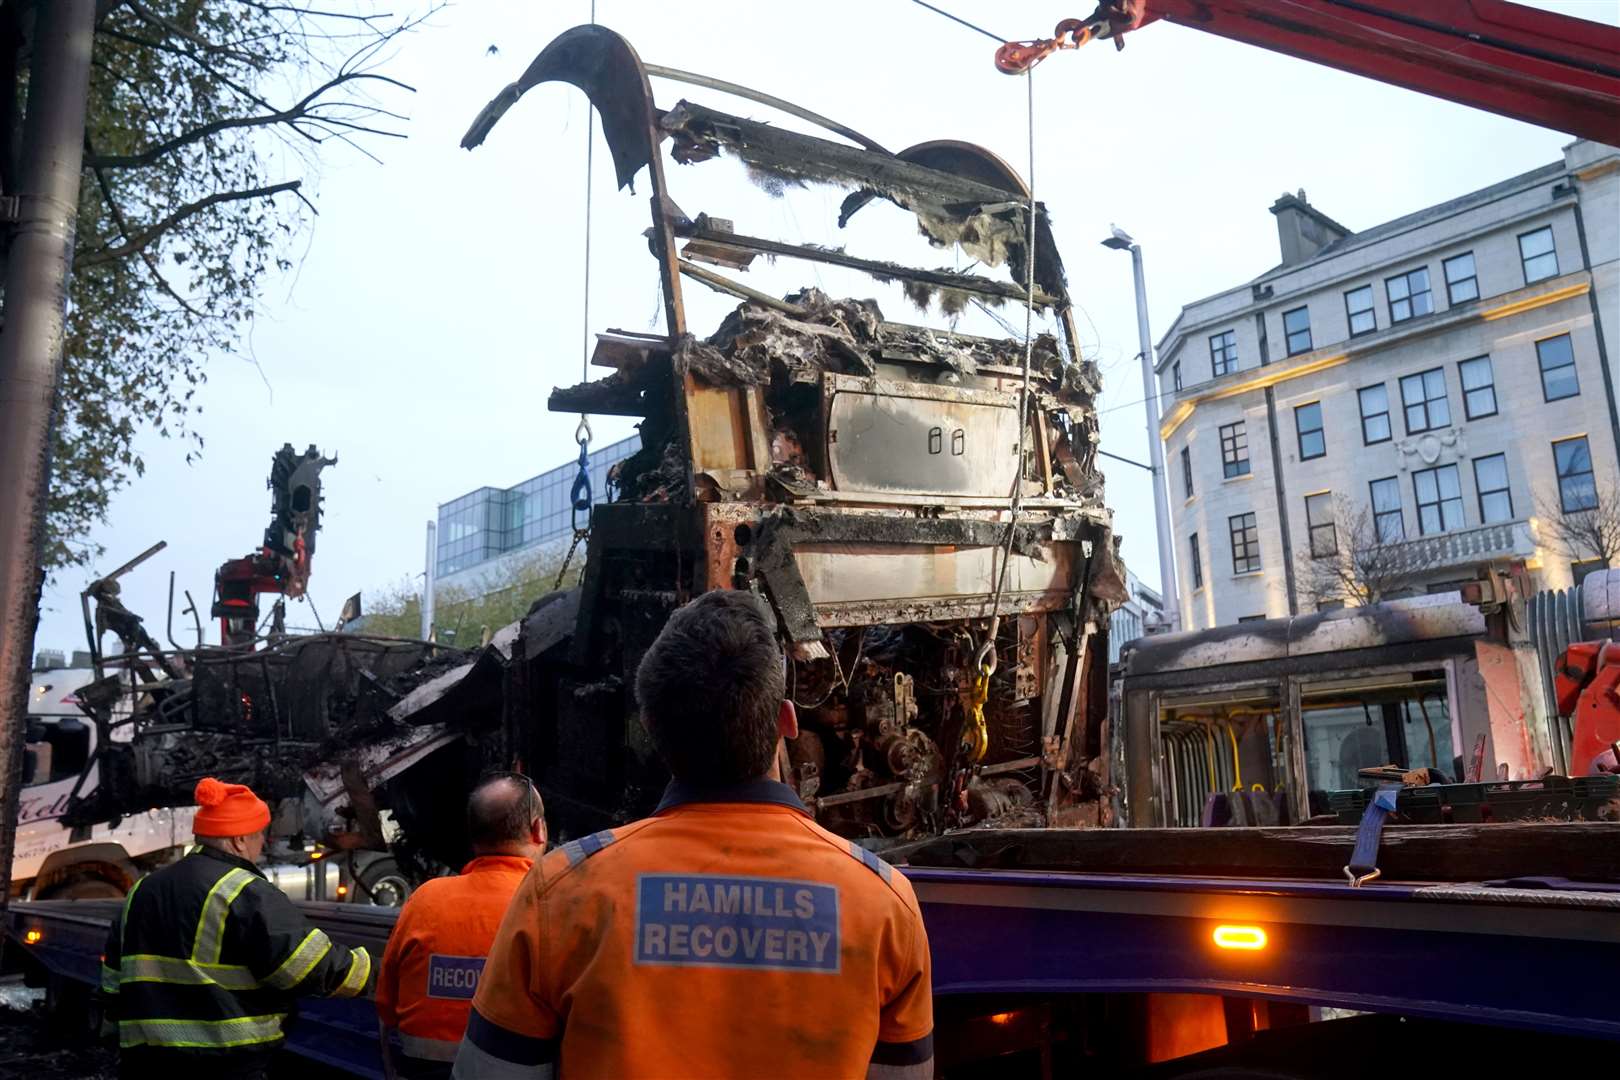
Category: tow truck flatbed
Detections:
[{"x1": 10, "y1": 827, "x2": 1620, "y2": 1077}]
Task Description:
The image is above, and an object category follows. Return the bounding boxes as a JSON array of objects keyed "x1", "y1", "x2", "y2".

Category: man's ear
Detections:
[
  {"x1": 777, "y1": 698, "x2": 799, "y2": 741},
  {"x1": 532, "y1": 815, "x2": 547, "y2": 847}
]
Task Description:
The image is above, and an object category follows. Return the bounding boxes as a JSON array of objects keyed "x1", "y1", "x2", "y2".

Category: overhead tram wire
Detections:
[{"x1": 905, "y1": 0, "x2": 1009, "y2": 45}]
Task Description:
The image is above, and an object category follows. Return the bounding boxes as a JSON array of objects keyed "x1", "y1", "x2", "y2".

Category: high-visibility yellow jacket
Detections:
[{"x1": 101, "y1": 844, "x2": 372, "y2": 1074}]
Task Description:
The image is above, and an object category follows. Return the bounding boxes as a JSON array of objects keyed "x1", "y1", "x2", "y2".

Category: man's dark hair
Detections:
[
  {"x1": 635, "y1": 590, "x2": 785, "y2": 786},
  {"x1": 467, "y1": 774, "x2": 540, "y2": 852}
]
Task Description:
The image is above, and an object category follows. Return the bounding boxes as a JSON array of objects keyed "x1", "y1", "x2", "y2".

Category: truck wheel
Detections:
[
  {"x1": 355, "y1": 857, "x2": 411, "y2": 907},
  {"x1": 38, "y1": 873, "x2": 126, "y2": 900}
]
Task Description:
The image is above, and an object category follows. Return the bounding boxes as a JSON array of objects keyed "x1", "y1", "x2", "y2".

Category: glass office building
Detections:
[{"x1": 435, "y1": 434, "x2": 641, "y2": 580}]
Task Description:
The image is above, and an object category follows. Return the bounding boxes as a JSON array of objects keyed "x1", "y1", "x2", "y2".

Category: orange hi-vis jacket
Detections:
[
  {"x1": 377, "y1": 854, "x2": 534, "y2": 1063},
  {"x1": 452, "y1": 779, "x2": 934, "y2": 1080}
]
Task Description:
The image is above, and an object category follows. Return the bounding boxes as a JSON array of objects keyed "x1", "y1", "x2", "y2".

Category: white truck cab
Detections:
[{"x1": 16, "y1": 661, "x2": 192, "y2": 899}]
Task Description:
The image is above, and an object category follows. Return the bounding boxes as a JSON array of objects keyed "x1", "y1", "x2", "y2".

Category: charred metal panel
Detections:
[
  {"x1": 824, "y1": 378, "x2": 1022, "y2": 498},
  {"x1": 794, "y1": 543, "x2": 1076, "y2": 620}
]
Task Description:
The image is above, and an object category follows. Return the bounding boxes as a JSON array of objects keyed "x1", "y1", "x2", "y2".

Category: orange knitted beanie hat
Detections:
[{"x1": 193, "y1": 777, "x2": 271, "y2": 837}]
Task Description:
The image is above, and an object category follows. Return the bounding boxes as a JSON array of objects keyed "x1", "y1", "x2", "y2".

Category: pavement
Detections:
[{"x1": 0, "y1": 980, "x2": 115, "y2": 1080}]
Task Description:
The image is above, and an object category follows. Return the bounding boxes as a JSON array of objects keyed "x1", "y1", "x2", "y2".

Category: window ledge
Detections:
[
  {"x1": 1223, "y1": 472, "x2": 1255, "y2": 484},
  {"x1": 1230, "y1": 570, "x2": 1266, "y2": 580}
]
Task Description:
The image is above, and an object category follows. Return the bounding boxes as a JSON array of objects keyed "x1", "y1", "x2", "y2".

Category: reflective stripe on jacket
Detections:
[
  {"x1": 102, "y1": 845, "x2": 373, "y2": 1063},
  {"x1": 376, "y1": 854, "x2": 532, "y2": 1062},
  {"x1": 456, "y1": 779, "x2": 934, "y2": 1080}
]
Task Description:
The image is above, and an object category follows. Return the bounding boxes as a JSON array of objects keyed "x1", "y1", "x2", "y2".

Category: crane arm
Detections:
[{"x1": 1042, "y1": 1, "x2": 1620, "y2": 144}]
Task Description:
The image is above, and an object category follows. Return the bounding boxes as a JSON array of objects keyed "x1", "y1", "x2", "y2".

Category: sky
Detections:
[{"x1": 32, "y1": 0, "x2": 1620, "y2": 656}]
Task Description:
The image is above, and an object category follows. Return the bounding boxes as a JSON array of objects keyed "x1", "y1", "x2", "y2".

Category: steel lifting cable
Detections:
[
  {"x1": 557, "y1": 0, "x2": 599, "y2": 593},
  {"x1": 976, "y1": 66, "x2": 1038, "y2": 683}
]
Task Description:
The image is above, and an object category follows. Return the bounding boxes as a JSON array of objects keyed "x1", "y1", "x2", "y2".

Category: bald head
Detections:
[{"x1": 467, "y1": 775, "x2": 546, "y2": 859}]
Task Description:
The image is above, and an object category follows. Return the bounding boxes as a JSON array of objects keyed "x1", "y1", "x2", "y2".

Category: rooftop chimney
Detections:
[{"x1": 1270, "y1": 189, "x2": 1351, "y2": 266}]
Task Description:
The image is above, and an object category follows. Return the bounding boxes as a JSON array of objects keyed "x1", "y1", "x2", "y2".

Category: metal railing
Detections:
[
  {"x1": 1527, "y1": 581, "x2": 1585, "y2": 774},
  {"x1": 1373, "y1": 519, "x2": 1535, "y2": 574}
]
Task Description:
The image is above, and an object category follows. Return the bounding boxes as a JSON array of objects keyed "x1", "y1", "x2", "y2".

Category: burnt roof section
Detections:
[
  {"x1": 1120, "y1": 597, "x2": 1486, "y2": 680},
  {"x1": 660, "y1": 102, "x2": 1068, "y2": 303},
  {"x1": 465, "y1": 24, "x2": 1077, "y2": 349}
]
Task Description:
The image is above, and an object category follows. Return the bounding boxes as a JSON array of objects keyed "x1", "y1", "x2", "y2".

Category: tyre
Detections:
[{"x1": 354, "y1": 856, "x2": 411, "y2": 907}]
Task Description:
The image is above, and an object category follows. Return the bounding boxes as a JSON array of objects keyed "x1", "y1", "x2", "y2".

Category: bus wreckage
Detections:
[{"x1": 69, "y1": 25, "x2": 1129, "y2": 870}]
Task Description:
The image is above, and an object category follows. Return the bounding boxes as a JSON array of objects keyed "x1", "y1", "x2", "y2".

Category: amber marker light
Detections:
[
  {"x1": 23, "y1": 929, "x2": 42, "y2": 944},
  {"x1": 1212, "y1": 925, "x2": 1267, "y2": 951}
]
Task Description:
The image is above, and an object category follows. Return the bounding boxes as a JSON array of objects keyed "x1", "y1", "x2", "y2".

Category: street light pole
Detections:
[
  {"x1": 1103, "y1": 226, "x2": 1180, "y2": 630},
  {"x1": 0, "y1": 0, "x2": 99, "y2": 919}
]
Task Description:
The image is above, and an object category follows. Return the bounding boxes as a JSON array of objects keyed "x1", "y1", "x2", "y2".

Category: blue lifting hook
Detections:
[{"x1": 570, "y1": 416, "x2": 593, "y2": 529}]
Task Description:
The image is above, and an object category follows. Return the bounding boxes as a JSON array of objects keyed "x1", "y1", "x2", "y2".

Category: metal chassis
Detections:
[{"x1": 11, "y1": 863, "x2": 1618, "y2": 1080}]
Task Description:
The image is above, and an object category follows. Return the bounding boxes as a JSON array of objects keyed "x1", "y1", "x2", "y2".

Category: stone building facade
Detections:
[{"x1": 1156, "y1": 140, "x2": 1619, "y2": 630}]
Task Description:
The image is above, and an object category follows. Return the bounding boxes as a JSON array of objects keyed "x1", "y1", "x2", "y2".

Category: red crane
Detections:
[
  {"x1": 211, "y1": 444, "x2": 336, "y2": 648},
  {"x1": 998, "y1": 1, "x2": 1620, "y2": 143}
]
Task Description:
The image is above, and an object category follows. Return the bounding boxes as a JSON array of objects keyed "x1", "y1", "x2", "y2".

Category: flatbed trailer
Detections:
[{"x1": 10, "y1": 823, "x2": 1620, "y2": 1076}]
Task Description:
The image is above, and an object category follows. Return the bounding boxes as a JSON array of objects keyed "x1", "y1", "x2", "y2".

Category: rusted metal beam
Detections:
[
  {"x1": 676, "y1": 259, "x2": 808, "y2": 316},
  {"x1": 642, "y1": 63, "x2": 889, "y2": 154},
  {"x1": 673, "y1": 222, "x2": 1060, "y2": 309}
]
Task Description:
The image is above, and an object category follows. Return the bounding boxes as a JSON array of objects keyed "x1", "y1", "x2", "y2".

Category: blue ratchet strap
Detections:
[{"x1": 1344, "y1": 782, "x2": 1401, "y2": 887}]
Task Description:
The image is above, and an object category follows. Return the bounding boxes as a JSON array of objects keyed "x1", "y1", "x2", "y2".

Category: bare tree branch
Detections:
[
  {"x1": 1298, "y1": 497, "x2": 1421, "y2": 608},
  {"x1": 125, "y1": 0, "x2": 253, "y2": 59},
  {"x1": 86, "y1": 69, "x2": 410, "y2": 168},
  {"x1": 87, "y1": 143, "x2": 205, "y2": 318},
  {"x1": 241, "y1": 4, "x2": 395, "y2": 21},
  {"x1": 75, "y1": 180, "x2": 302, "y2": 269}
]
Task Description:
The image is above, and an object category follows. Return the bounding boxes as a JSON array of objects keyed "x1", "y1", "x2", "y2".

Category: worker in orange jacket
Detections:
[
  {"x1": 454, "y1": 591, "x2": 934, "y2": 1080},
  {"x1": 376, "y1": 774, "x2": 546, "y2": 1079}
]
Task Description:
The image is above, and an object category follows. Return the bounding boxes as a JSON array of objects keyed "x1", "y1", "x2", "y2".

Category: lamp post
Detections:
[{"x1": 1102, "y1": 226, "x2": 1180, "y2": 631}]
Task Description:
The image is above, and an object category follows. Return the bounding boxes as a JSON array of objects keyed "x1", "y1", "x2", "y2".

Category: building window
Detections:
[
  {"x1": 1536, "y1": 334, "x2": 1580, "y2": 402},
  {"x1": 1189, "y1": 533, "x2": 1203, "y2": 589},
  {"x1": 1282, "y1": 306, "x2": 1312, "y2": 356},
  {"x1": 1172, "y1": 360, "x2": 1182, "y2": 391},
  {"x1": 1473, "y1": 453, "x2": 1513, "y2": 524},
  {"x1": 1220, "y1": 421, "x2": 1250, "y2": 478},
  {"x1": 1358, "y1": 384, "x2": 1391, "y2": 445},
  {"x1": 1413, "y1": 463, "x2": 1465, "y2": 535},
  {"x1": 1519, "y1": 225, "x2": 1558, "y2": 283},
  {"x1": 1443, "y1": 251, "x2": 1478, "y2": 305},
  {"x1": 1294, "y1": 402, "x2": 1325, "y2": 460},
  {"x1": 1458, "y1": 356, "x2": 1497, "y2": 420},
  {"x1": 1180, "y1": 445, "x2": 1194, "y2": 498},
  {"x1": 1209, "y1": 330, "x2": 1238, "y2": 377},
  {"x1": 1554, "y1": 436, "x2": 1597, "y2": 513},
  {"x1": 1385, "y1": 266, "x2": 1433, "y2": 323},
  {"x1": 1370, "y1": 476, "x2": 1405, "y2": 542},
  {"x1": 1305, "y1": 492, "x2": 1337, "y2": 557},
  {"x1": 1399, "y1": 367, "x2": 1450, "y2": 435},
  {"x1": 1230, "y1": 512, "x2": 1261, "y2": 574},
  {"x1": 1344, "y1": 285, "x2": 1376, "y2": 336}
]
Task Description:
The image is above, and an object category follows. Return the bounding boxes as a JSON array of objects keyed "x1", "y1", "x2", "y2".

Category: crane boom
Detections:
[{"x1": 1071, "y1": 1, "x2": 1620, "y2": 143}]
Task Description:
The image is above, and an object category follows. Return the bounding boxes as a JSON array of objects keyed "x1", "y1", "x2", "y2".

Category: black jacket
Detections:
[{"x1": 102, "y1": 844, "x2": 372, "y2": 1076}]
